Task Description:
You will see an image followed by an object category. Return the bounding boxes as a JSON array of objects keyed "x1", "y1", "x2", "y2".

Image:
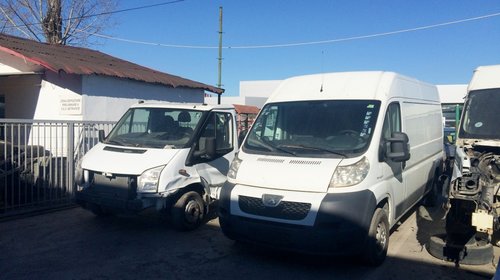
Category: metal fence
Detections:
[{"x1": 0, "y1": 119, "x2": 115, "y2": 218}]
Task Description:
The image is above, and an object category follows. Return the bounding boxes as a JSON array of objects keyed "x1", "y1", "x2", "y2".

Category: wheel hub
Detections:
[{"x1": 184, "y1": 200, "x2": 201, "y2": 223}]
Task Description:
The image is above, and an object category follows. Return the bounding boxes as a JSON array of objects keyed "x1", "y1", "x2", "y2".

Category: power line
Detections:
[
  {"x1": 0, "y1": 0, "x2": 185, "y2": 30},
  {"x1": 76, "y1": 0, "x2": 186, "y2": 20},
  {"x1": 85, "y1": 11, "x2": 500, "y2": 49}
]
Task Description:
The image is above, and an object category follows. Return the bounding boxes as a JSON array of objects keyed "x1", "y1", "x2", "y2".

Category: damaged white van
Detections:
[
  {"x1": 218, "y1": 71, "x2": 444, "y2": 265},
  {"x1": 75, "y1": 102, "x2": 238, "y2": 230}
]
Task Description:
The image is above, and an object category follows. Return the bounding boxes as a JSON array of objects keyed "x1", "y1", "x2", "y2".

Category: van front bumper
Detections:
[
  {"x1": 218, "y1": 182, "x2": 377, "y2": 255},
  {"x1": 74, "y1": 171, "x2": 148, "y2": 213},
  {"x1": 75, "y1": 190, "x2": 144, "y2": 212}
]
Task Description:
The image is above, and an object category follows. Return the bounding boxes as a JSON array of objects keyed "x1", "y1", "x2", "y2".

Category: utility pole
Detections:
[{"x1": 217, "y1": 6, "x2": 223, "y2": 105}]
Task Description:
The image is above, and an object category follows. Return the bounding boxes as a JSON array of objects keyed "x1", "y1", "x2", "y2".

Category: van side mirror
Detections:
[
  {"x1": 205, "y1": 137, "x2": 216, "y2": 159},
  {"x1": 385, "y1": 132, "x2": 410, "y2": 162},
  {"x1": 98, "y1": 129, "x2": 105, "y2": 142},
  {"x1": 186, "y1": 137, "x2": 217, "y2": 166}
]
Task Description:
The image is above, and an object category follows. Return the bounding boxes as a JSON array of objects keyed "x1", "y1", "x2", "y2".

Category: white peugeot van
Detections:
[
  {"x1": 218, "y1": 71, "x2": 444, "y2": 265},
  {"x1": 75, "y1": 102, "x2": 238, "y2": 230}
]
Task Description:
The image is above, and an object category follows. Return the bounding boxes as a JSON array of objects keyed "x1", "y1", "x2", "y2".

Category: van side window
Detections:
[
  {"x1": 382, "y1": 102, "x2": 401, "y2": 139},
  {"x1": 215, "y1": 112, "x2": 234, "y2": 150},
  {"x1": 197, "y1": 112, "x2": 234, "y2": 154}
]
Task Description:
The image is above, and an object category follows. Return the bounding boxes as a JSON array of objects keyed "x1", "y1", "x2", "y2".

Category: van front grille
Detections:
[
  {"x1": 89, "y1": 172, "x2": 137, "y2": 200},
  {"x1": 238, "y1": 195, "x2": 311, "y2": 220}
]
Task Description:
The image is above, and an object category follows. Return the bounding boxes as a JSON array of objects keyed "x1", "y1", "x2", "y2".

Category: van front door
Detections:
[
  {"x1": 190, "y1": 111, "x2": 236, "y2": 200},
  {"x1": 380, "y1": 102, "x2": 407, "y2": 220}
]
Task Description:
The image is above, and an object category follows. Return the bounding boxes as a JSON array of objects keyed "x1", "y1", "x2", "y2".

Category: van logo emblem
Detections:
[{"x1": 262, "y1": 194, "x2": 283, "y2": 207}]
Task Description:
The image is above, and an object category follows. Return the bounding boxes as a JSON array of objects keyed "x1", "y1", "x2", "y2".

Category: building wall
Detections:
[
  {"x1": 205, "y1": 80, "x2": 281, "y2": 108},
  {"x1": 82, "y1": 75, "x2": 205, "y2": 121},
  {"x1": 33, "y1": 71, "x2": 83, "y2": 121},
  {"x1": 239, "y1": 80, "x2": 281, "y2": 98},
  {"x1": 0, "y1": 74, "x2": 41, "y2": 119},
  {"x1": 437, "y1": 84, "x2": 467, "y2": 104}
]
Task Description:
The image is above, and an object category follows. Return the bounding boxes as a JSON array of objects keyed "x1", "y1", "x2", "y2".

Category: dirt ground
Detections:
[{"x1": 0, "y1": 205, "x2": 497, "y2": 280}]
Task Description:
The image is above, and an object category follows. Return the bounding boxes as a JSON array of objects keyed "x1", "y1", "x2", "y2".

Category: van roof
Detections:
[
  {"x1": 129, "y1": 102, "x2": 234, "y2": 111},
  {"x1": 266, "y1": 71, "x2": 437, "y2": 103},
  {"x1": 468, "y1": 65, "x2": 500, "y2": 91}
]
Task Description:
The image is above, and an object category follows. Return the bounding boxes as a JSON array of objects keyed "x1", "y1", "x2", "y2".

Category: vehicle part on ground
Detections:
[{"x1": 426, "y1": 233, "x2": 493, "y2": 265}]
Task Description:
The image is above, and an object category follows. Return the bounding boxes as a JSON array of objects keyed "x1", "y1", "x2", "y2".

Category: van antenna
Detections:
[{"x1": 320, "y1": 50, "x2": 325, "y2": 93}]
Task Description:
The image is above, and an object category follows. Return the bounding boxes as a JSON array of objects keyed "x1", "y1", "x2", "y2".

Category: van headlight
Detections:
[
  {"x1": 75, "y1": 159, "x2": 91, "y2": 190},
  {"x1": 138, "y1": 166, "x2": 164, "y2": 193},
  {"x1": 330, "y1": 156, "x2": 369, "y2": 188},
  {"x1": 227, "y1": 154, "x2": 242, "y2": 180}
]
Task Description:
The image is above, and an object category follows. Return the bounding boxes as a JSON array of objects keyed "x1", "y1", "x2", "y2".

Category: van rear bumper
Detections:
[{"x1": 218, "y1": 182, "x2": 377, "y2": 255}]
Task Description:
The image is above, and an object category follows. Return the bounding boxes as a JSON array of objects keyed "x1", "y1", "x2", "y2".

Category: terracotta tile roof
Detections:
[
  {"x1": 0, "y1": 33, "x2": 223, "y2": 94},
  {"x1": 233, "y1": 104, "x2": 260, "y2": 114}
]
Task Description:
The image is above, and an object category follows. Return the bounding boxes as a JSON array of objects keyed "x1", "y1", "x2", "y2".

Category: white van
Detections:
[
  {"x1": 218, "y1": 71, "x2": 444, "y2": 265},
  {"x1": 436, "y1": 65, "x2": 500, "y2": 262},
  {"x1": 75, "y1": 102, "x2": 238, "y2": 230}
]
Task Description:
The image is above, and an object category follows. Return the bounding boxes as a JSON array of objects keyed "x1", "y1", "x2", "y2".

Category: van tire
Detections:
[
  {"x1": 171, "y1": 191, "x2": 205, "y2": 231},
  {"x1": 363, "y1": 208, "x2": 389, "y2": 266},
  {"x1": 89, "y1": 204, "x2": 112, "y2": 217}
]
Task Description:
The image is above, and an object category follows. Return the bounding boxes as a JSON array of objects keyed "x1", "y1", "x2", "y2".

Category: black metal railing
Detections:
[{"x1": 0, "y1": 119, "x2": 114, "y2": 218}]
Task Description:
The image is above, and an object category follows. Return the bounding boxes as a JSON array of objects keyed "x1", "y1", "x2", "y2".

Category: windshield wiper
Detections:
[
  {"x1": 251, "y1": 137, "x2": 296, "y2": 156},
  {"x1": 277, "y1": 144, "x2": 346, "y2": 158},
  {"x1": 105, "y1": 139, "x2": 126, "y2": 146}
]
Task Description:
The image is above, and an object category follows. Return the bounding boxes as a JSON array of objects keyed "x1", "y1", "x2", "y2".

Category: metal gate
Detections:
[{"x1": 0, "y1": 119, "x2": 114, "y2": 218}]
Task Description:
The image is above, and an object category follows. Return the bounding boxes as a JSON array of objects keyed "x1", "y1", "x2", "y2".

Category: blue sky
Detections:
[{"x1": 95, "y1": 1, "x2": 500, "y2": 96}]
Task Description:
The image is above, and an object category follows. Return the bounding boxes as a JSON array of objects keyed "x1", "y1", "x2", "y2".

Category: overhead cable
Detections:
[{"x1": 86, "y1": 11, "x2": 500, "y2": 49}]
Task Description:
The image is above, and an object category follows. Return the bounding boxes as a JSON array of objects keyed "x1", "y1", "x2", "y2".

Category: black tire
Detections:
[
  {"x1": 89, "y1": 203, "x2": 112, "y2": 217},
  {"x1": 363, "y1": 208, "x2": 390, "y2": 266},
  {"x1": 426, "y1": 234, "x2": 493, "y2": 265},
  {"x1": 171, "y1": 191, "x2": 205, "y2": 231}
]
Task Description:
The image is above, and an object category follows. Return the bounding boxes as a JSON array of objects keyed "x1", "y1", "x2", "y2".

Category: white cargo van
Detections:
[
  {"x1": 432, "y1": 65, "x2": 500, "y2": 264},
  {"x1": 218, "y1": 71, "x2": 444, "y2": 265},
  {"x1": 75, "y1": 102, "x2": 238, "y2": 230}
]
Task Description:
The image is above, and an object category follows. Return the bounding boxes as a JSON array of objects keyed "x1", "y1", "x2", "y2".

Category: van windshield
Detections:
[
  {"x1": 243, "y1": 100, "x2": 381, "y2": 158},
  {"x1": 459, "y1": 89, "x2": 500, "y2": 140},
  {"x1": 105, "y1": 108, "x2": 206, "y2": 149}
]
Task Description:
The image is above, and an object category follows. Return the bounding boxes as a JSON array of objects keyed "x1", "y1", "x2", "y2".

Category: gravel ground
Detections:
[{"x1": 0, "y1": 206, "x2": 497, "y2": 280}]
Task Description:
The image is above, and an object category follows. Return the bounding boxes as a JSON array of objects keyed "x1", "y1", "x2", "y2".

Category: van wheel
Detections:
[
  {"x1": 363, "y1": 208, "x2": 389, "y2": 266},
  {"x1": 171, "y1": 191, "x2": 205, "y2": 231},
  {"x1": 89, "y1": 204, "x2": 112, "y2": 217}
]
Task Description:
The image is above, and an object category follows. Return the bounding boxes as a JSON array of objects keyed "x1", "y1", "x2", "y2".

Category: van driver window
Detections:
[
  {"x1": 382, "y1": 102, "x2": 401, "y2": 139},
  {"x1": 198, "y1": 112, "x2": 234, "y2": 152}
]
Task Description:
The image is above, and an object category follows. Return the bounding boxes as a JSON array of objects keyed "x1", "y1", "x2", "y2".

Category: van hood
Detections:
[
  {"x1": 236, "y1": 154, "x2": 342, "y2": 192},
  {"x1": 81, "y1": 143, "x2": 181, "y2": 175}
]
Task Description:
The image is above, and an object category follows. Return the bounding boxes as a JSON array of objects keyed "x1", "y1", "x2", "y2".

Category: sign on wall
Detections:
[{"x1": 59, "y1": 96, "x2": 82, "y2": 115}]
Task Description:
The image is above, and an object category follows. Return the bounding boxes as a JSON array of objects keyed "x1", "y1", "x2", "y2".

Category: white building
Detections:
[
  {"x1": 437, "y1": 84, "x2": 467, "y2": 128},
  {"x1": 0, "y1": 33, "x2": 222, "y2": 122},
  {"x1": 0, "y1": 33, "x2": 222, "y2": 156},
  {"x1": 205, "y1": 80, "x2": 280, "y2": 109}
]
